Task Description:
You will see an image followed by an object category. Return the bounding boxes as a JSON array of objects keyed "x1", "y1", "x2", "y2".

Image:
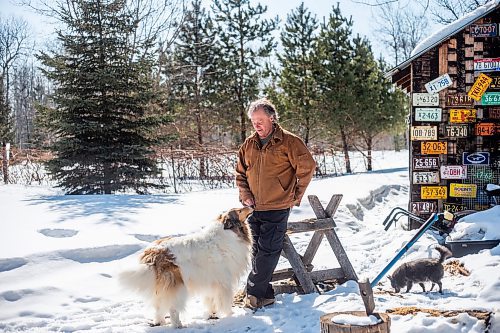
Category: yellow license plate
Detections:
[
  {"x1": 468, "y1": 73, "x2": 493, "y2": 101},
  {"x1": 449, "y1": 109, "x2": 476, "y2": 123},
  {"x1": 421, "y1": 186, "x2": 447, "y2": 199},
  {"x1": 421, "y1": 141, "x2": 447, "y2": 155},
  {"x1": 450, "y1": 183, "x2": 477, "y2": 198}
]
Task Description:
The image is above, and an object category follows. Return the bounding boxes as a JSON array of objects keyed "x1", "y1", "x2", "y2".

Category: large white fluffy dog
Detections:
[{"x1": 119, "y1": 207, "x2": 253, "y2": 328}]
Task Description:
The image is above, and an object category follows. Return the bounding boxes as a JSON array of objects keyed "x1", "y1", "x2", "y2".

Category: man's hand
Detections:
[{"x1": 243, "y1": 198, "x2": 255, "y2": 207}]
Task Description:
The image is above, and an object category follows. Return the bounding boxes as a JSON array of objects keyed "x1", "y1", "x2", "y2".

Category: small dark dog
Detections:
[{"x1": 388, "y1": 245, "x2": 452, "y2": 294}]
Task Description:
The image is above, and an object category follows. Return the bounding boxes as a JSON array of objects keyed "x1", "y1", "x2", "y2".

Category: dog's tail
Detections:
[
  {"x1": 118, "y1": 263, "x2": 157, "y2": 297},
  {"x1": 435, "y1": 245, "x2": 452, "y2": 263}
]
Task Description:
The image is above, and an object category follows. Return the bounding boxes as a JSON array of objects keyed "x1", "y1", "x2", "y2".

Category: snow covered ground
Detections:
[{"x1": 1, "y1": 150, "x2": 499, "y2": 332}]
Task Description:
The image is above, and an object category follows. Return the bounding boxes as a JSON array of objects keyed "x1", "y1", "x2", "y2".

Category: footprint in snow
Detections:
[
  {"x1": 59, "y1": 244, "x2": 142, "y2": 263},
  {"x1": 0, "y1": 257, "x2": 28, "y2": 272},
  {"x1": 38, "y1": 228, "x2": 78, "y2": 238}
]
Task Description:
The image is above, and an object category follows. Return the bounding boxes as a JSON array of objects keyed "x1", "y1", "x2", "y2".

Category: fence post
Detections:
[{"x1": 2, "y1": 142, "x2": 9, "y2": 184}]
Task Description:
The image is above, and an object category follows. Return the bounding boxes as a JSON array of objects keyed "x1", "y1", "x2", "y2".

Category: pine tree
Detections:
[
  {"x1": 0, "y1": 74, "x2": 13, "y2": 184},
  {"x1": 212, "y1": 0, "x2": 278, "y2": 144},
  {"x1": 350, "y1": 39, "x2": 408, "y2": 170},
  {"x1": 316, "y1": 4, "x2": 354, "y2": 173},
  {"x1": 277, "y1": 3, "x2": 320, "y2": 145},
  {"x1": 168, "y1": 0, "x2": 218, "y2": 147},
  {"x1": 37, "y1": 0, "x2": 171, "y2": 194}
]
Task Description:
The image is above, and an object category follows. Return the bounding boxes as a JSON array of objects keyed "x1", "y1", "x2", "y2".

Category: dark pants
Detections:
[{"x1": 246, "y1": 208, "x2": 290, "y2": 299}]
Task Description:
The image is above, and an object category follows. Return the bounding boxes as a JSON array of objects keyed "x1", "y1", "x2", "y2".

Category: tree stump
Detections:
[{"x1": 320, "y1": 311, "x2": 391, "y2": 333}]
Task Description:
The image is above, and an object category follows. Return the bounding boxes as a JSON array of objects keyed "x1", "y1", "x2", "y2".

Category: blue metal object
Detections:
[{"x1": 371, "y1": 213, "x2": 440, "y2": 288}]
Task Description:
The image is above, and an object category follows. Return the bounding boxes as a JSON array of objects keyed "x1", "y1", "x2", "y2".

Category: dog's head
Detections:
[
  {"x1": 217, "y1": 207, "x2": 253, "y2": 244},
  {"x1": 387, "y1": 274, "x2": 401, "y2": 293}
]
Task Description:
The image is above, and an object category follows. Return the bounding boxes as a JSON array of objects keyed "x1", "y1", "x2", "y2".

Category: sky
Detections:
[
  {"x1": 0, "y1": 0, "x2": 416, "y2": 62},
  {"x1": 1, "y1": 149, "x2": 499, "y2": 332}
]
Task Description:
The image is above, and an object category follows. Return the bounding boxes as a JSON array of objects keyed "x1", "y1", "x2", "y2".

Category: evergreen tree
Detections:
[
  {"x1": 277, "y1": 3, "x2": 320, "y2": 145},
  {"x1": 37, "y1": 0, "x2": 171, "y2": 194},
  {"x1": 316, "y1": 4, "x2": 354, "y2": 173},
  {"x1": 350, "y1": 39, "x2": 408, "y2": 170},
  {"x1": 0, "y1": 74, "x2": 13, "y2": 184},
  {"x1": 168, "y1": 0, "x2": 218, "y2": 147},
  {"x1": 212, "y1": 0, "x2": 278, "y2": 144}
]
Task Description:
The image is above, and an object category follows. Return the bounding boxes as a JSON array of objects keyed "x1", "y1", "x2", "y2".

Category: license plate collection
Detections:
[{"x1": 410, "y1": 55, "x2": 499, "y2": 212}]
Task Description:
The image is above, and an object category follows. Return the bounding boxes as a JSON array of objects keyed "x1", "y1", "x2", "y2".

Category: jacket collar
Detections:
[{"x1": 249, "y1": 123, "x2": 284, "y2": 146}]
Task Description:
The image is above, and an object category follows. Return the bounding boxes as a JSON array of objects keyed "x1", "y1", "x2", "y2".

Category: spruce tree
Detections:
[
  {"x1": 316, "y1": 4, "x2": 354, "y2": 173},
  {"x1": 277, "y1": 3, "x2": 320, "y2": 145},
  {"x1": 168, "y1": 0, "x2": 218, "y2": 147},
  {"x1": 212, "y1": 0, "x2": 278, "y2": 144},
  {"x1": 37, "y1": 0, "x2": 171, "y2": 194}
]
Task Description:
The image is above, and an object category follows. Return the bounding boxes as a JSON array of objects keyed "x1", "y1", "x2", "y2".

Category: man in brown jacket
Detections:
[{"x1": 235, "y1": 98, "x2": 316, "y2": 309}]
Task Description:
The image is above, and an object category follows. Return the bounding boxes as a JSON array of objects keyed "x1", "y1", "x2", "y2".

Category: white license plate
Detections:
[
  {"x1": 425, "y1": 73, "x2": 452, "y2": 93},
  {"x1": 440, "y1": 165, "x2": 467, "y2": 179},
  {"x1": 414, "y1": 108, "x2": 442, "y2": 122},
  {"x1": 413, "y1": 171, "x2": 440, "y2": 184},
  {"x1": 474, "y1": 57, "x2": 500, "y2": 72},
  {"x1": 411, "y1": 126, "x2": 437, "y2": 140},
  {"x1": 445, "y1": 125, "x2": 469, "y2": 137},
  {"x1": 413, "y1": 93, "x2": 439, "y2": 106},
  {"x1": 412, "y1": 157, "x2": 439, "y2": 169},
  {"x1": 411, "y1": 201, "x2": 437, "y2": 214}
]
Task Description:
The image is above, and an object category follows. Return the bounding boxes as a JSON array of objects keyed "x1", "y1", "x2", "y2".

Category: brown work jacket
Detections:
[{"x1": 235, "y1": 124, "x2": 316, "y2": 211}]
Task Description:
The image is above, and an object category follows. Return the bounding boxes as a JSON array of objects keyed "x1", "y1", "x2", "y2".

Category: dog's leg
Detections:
[
  {"x1": 429, "y1": 283, "x2": 435, "y2": 291},
  {"x1": 437, "y1": 281, "x2": 443, "y2": 294},
  {"x1": 152, "y1": 296, "x2": 168, "y2": 326},
  {"x1": 419, "y1": 283, "x2": 426, "y2": 292},
  {"x1": 217, "y1": 286, "x2": 234, "y2": 317},
  {"x1": 203, "y1": 296, "x2": 218, "y2": 319},
  {"x1": 405, "y1": 281, "x2": 413, "y2": 293},
  {"x1": 169, "y1": 309, "x2": 182, "y2": 328}
]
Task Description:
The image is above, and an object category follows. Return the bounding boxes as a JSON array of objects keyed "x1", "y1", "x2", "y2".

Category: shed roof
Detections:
[{"x1": 387, "y1": 0, "x2": 500, "y2": 91}]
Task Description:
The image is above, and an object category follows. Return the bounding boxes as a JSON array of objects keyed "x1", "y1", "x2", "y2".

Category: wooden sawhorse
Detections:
[{"x1": 272, "y1": 194, "x2": 359, "y2": 294}]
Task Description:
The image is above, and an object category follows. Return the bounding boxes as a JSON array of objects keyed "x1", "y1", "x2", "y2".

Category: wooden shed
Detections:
[{"x1": 388, "y1": 1, "x2": 500, "y2": 220}]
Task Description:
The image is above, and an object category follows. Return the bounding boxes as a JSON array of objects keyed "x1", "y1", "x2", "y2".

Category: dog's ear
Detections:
[{"x1": 223, "y1": 211, "x2": 240, "y2": 230}]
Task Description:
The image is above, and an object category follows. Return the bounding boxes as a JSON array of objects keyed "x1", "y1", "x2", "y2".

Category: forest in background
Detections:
[{"x1": 0, "y1": 0, "x2": 491, "y2": 193}]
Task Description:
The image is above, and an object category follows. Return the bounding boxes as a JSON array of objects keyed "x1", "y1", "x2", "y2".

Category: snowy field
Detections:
[{"x1": 0, "y1": 150, "x2": 499, "y2": 332}]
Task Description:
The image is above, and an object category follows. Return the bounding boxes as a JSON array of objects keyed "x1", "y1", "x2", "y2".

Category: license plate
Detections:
[
  {"x1": 425, "y1": 73, "x2": 452, "y2": 94},
  {"x1": 411, "y1": 126, "x2": 438, "y2": 140},
  {"x1": 413, "y1": 93, "x2": 439, "y2": 106},
  {"x1": 411, "y1": 201, "x2": 437, "y2": 214},
  {"x1": 445, "y1": 125, "x2": 469, "y2": 137},
  {"x1": 413, "y1": 171, "x2": 440, "y2": 184},
  {"x1": 482, "y1": 92, "x2": 500, "y2": 105},
  {"x1": 443, "y1": 202, "x2": 468, "y2": 213},
  {"x1": 472, "y1": 168, "x2": 493, "y2": 182},
  {"x1": 446, "y1": 94, "x2": 475, "y2": 107},
  {"x1": 414, "y1": 108, "x2": 442, "y2": 122},
  {"x1": 474, "y1": 57, "x2": 500, "y2": 72},
  {"x1": 468, "y1": 73, "x2": 493, "y2": 101},
  {"x1": 440, "y1": 165, "x2": 467, "y2": 179},
  {"x1": 421, "y1": 141, "x2": 447, "y2": 155},
  {"x1": 463, "y1": 152, "x2": 490, "y2": 165},
  {"x1": 449, "y1": 109, "x2": 476, "y2": 123},
  {"x1": 488, "y1": 107, "x2": 500, "y2": 119},
  {"x1": 475, "y1": 123, "x2": 496, "y2": 136},
  {"x1": 450, "y1": 183, "x2": 477, "y2": 198},
  {"x1": 489, "y1": 74, "x2": 500, "y2": 91},
  {"x1": 421, "y1": 186, "x2": 447, "y2": 199},
  {"x1": 470, "y1": 23, "x2": 498, "y2": 37},
  {"x1": 412, "y1": 157, "x2": 439, "y2": 169}
]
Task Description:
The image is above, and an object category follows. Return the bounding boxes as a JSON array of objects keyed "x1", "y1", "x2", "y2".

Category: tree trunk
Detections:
[
  {"x1": 340, "y1": 126, "x2": 351, "y2": 174},
  {"x1": 367, "y1": 136, "x2": 372, "y2": 171},
  {"x1": 240, "y1": 106, "x2": 246, "y2": 144},
  {"x1": 320, "y1": 311, "x2": 391, "y2": 333},
  {"x1": 2, "y1": 142, "x2": 9, "y2": 184}
]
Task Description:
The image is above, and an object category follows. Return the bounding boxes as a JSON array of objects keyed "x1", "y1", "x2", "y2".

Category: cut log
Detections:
[{"x1": 320, "y1": 311, "x2": 390, "y2": 333}]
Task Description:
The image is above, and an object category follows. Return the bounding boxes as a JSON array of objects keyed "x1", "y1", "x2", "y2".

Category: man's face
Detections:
[{"x1": 250, "y1": 108, "x2": 274, "y2": 138}]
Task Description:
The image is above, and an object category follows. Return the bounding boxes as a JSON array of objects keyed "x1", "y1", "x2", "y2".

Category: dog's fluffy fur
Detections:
[
  {"x1": 119, "y1": 207, "x2": 253, "y2": 328},
  {"x1": 388, "y1": 245, "x2": 452, "y2": 294}
]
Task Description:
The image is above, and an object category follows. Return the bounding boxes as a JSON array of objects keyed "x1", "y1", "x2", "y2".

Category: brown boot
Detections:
[{"x1": 244, "y1": 294, "x2": 275, "y2": 309}]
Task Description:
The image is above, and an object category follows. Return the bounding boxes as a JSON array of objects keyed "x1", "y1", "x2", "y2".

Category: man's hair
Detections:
[{"x1": 247, "y1": 98, "x2": 279, "y2": 122}]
